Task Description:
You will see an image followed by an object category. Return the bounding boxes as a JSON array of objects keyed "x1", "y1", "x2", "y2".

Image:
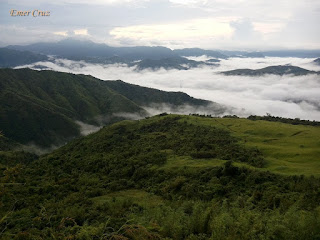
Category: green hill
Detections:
[
  {"x1": 104, "y1": 80, "x2": 214, "y2": 108},
  {"x1": 0, "y1": 68, "x2": 144, "y2": 147},
  {"x1": 1, "y1": 115, "x2": 319, "y2": 239},
  {"x1": 188, "y1": 115, "x2": 320, "y2": 176},
  {"x1": 130, "y1": 57, "x2": 216, "y2": 70},
  {"x1": 0, "y1": 69, "x2": 216, "y2": 147}
]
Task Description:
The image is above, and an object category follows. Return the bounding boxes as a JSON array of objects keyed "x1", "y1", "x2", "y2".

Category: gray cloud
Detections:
[
  {"x1": 1, "y1": 0, "x2": 319, "y2": 49},
  {"x1": 19, "y1": 143, "x2": 62, "y2": 155}
]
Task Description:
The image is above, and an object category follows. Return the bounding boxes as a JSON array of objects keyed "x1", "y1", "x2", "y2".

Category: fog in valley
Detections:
[{"x1": 17, "y1": 57, "x2": 320, "y2": 121}]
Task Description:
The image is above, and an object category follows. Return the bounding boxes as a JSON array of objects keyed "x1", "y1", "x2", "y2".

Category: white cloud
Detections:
[
  {"x1": 76, "y1": 120, "x2": 101, "y2": 135},
  {"x1": 0, "y1": 25, "x2": 66, "y2": 46},
  {"x1": 18, "y1": 57, "x2": 320, "y2": 121},
  {"x1": 110, "y1": 18, "x2": 234, "y2": 47},
  {"x1": 74, "y1": 28, "x2": 88, "y2": 35},
  {"x1": 54, "y1": 31, "x2": 68, "y2": 36},
  {"x1": 252, "y1": 22, "x2": 285, "y2": 34}
]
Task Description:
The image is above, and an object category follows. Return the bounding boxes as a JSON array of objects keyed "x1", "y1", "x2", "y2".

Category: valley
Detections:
[{"x1": 0, "y1": 40, "x2": 319, "y2": 240}]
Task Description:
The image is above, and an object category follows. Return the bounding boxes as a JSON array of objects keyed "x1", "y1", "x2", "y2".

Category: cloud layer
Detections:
[{"x1": 18, "y1": 57, "x2": 320, "y2": 120}]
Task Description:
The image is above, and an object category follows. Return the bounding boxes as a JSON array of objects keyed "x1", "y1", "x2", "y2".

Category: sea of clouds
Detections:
[{"x1": 17, "y1": 56, "x2": 320, "y2": 121}]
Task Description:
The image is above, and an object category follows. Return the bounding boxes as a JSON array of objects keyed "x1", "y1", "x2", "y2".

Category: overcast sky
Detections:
[{"x1": 0, "y1": 0, "x2": 319, "y2": 50}]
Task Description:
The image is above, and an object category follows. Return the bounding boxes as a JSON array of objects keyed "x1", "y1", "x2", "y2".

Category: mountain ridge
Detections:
[
  {"x1": 0, "y1": 68, "x2": 222, "y2": 147},
  {"x1": 220, "y1": 65, "x2": 319, "y2": 76},
  {"x1": 0, "y1": 48, "x2": 48, "y2": 67}
]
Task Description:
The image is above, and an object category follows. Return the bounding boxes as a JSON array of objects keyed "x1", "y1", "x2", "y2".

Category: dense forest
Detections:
[{"x1": 1, "y1": 114, "x2": 319, "y2": 239}]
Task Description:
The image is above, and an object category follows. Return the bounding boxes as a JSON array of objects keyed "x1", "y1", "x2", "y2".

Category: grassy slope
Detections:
[
  {"x1": 98, "y1": 115, "x2": 319, "y2": 176},
  {"x1": 46, "y1": 114, "x2": 319, "y2": 176},
  {"x1": 180, "y1": 116, "x2": 320, "y2": 176}
]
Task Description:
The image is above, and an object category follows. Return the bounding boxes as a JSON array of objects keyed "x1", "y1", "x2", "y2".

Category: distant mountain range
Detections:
[
  {"x1": 5, "y1": 39, "x2": 226, "y2": 70},
  {"x1": 172, "y1": 48, "x2": 228, "y2": 59},
  {"x1": 0, "y1": 68, "x2": 223, "y2": 147},
  {"x1": 6, "y1": 39, "x2": 320, "y2": 61},
  {"x1": 262, "y1": 50, "x2": 320, "y2": 58},
  {"x1": 220, "y1": 65, "x2": 319, "y2": 76},
  {"x1": 2, "y1": 39, "x2": 320, "y2": 71},
  {"x1": 313, "y1": 58, "x2": 320, "y2": 65},
  {"x1": 220, "y1": 50, "x2": 320, "y2": 58},
  {"x1": 132, "y1": 57, "x2": 217, "y2": 70},
  {"x1": 7, "y1": 39, "x2": 178, "y2": 61},
  {"x1": 0, "y1": 48, "x2": 48, "y2": 67}
]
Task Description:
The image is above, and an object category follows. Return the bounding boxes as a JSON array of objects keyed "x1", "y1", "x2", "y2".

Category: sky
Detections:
[{"x1": 0, "y1": 0, "x2": 320, "y2": 50}]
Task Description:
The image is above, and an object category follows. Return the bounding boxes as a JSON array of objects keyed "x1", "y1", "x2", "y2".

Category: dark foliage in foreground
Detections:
[{"x1": 0, "y1": 115, "x2": 319, "y2": 239}]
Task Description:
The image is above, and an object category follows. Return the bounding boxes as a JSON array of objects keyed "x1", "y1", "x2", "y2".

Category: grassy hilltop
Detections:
[{"x1": 183, "y1": 116, "x2": 320, "y2": 177}]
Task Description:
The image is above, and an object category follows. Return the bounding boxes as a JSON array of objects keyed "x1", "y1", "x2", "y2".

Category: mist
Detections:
[
  {"x1": 20, "y1": 143, "x2": 64, "y2": 155},
  {"x1": 142, "y1": 103, "x2": 228, "y2": 117},
  {"x1": 17, "y1": 56, "x2": 320, "y2": 121},
  {"x1": 76, "y1": 120, "x2": 102, "y2": 136}
]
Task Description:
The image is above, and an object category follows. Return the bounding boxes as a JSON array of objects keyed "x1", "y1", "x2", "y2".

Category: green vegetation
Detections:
[
  {"x1": 0, "y1": 68, "x2": 143, "y2": 146},
  {"x1": 1, "y1": 114, "x2": 319, "y2": 239},
  {"x1": 104, "y1": 80, "x2": 213, "y2": 107},
  {"x1": 0, "y1": 69, "x2": 212, "y2": 147},
  {"x1": 0, "y1": 135, "x2": 20, "y2": 151},
  {"x1": 248, "y1": 114, "x2": 320, "y2": 126},
  {"x1": 187, "y1": 115, "x2": 320, "y2": 176}
]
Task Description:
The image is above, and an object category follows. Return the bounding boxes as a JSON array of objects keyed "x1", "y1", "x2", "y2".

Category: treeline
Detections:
[
  {"x1": 188, "y1": 113, "x2": 320, "y2": 126},
  {"x1": 247, "y1": 114, "x2": 320, "y2": 126}
]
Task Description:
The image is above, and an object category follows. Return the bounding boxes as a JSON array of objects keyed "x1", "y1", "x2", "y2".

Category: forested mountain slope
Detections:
[{"x1": 0, "y1": 69, "x2": 219, "y2": 147}]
